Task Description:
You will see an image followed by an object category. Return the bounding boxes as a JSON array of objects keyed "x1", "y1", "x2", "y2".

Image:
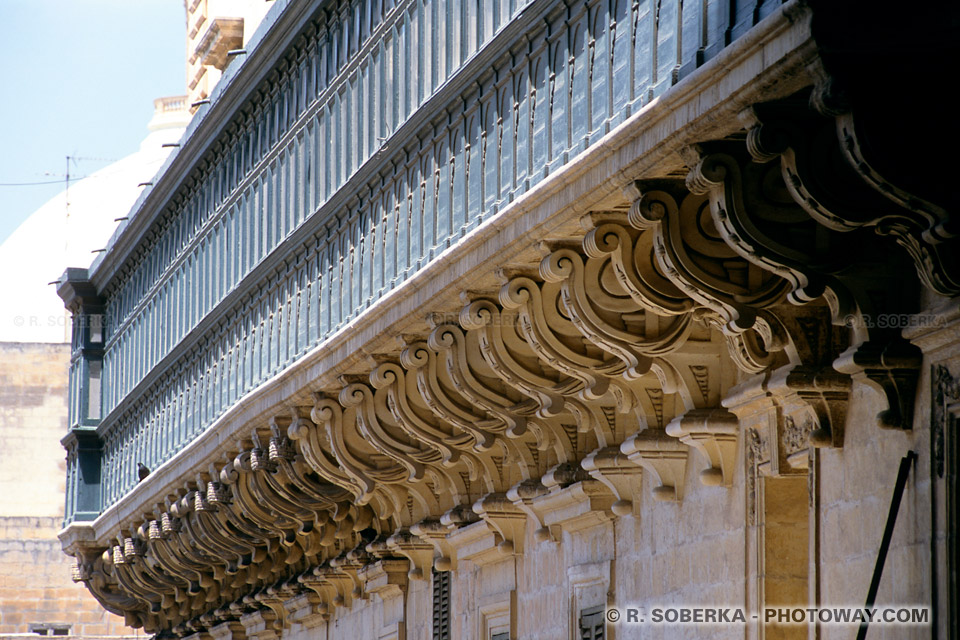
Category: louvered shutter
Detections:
[{"x1": 432, "y1": 568, "x2": 451, "y2": 640}]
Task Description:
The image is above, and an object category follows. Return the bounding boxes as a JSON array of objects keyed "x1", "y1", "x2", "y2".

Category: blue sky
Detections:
[{"x1": 0, "y1": 0, "x2": 186, "y2": 245}]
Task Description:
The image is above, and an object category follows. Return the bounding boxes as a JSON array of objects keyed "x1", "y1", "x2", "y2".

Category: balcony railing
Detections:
[
  {"x1": 64, "y1": 0, "x2": 787, "y2": 522},
  {"x1": 154, "y1": 95, "x2": 188, "y2": 113}
]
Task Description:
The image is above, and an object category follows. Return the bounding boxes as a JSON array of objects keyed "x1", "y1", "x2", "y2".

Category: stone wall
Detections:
[
  {"x1": 0, "y1": 342, "x2": 134, "y2": 637},
  {"x1": 250, "y1": 364, "x2": 937, "y2": 640},
  {"x1": 819, "y1": 380, "x2": 930, "y2": 640},
  {"x1": 0, "y1": 343, "x2": 71, "y2": 518}
]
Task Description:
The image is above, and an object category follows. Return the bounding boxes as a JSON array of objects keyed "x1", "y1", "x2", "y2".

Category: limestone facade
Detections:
[
  {"x1": 186, "y1": 0, "x2": 272, "y2": 109},
  {"x1": 0, "y1": 343, "x2": 134, "y2": 637}
]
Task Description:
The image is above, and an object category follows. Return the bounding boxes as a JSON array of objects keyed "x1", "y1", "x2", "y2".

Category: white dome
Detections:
[{"x1": 0, "y1": 99, "x2": 189, "y2": 343}]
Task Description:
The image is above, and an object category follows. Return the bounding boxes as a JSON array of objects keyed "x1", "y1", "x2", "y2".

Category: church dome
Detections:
[{"x1": 0, "y1": 97, "x2": 189, "y2": 343}]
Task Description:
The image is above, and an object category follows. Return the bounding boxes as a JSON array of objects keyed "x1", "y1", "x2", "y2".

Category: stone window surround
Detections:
[
  {"x1": 568, "y1": 562, "x2": 610, "y2": 640},
  {"x1": 478, "y1": 590, "x2": 515, "y2": 640}
]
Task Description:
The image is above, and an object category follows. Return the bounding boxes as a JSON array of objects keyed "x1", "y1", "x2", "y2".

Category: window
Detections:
[
  {"x1": 579, "y1": 606, "x2": 604, "y2": 640},
  {"x1": 432, "y1": 568, "x2": 451, "y2": 640},
  {"x1": 492, "y1": 633, "x2": 510, "y2": 640},
  {"x1": 29, "y1": 625, "x2": 70, "y2": 636},
  {"x1": 569, "y1": 562, "x2": 609, "y2": 640}
]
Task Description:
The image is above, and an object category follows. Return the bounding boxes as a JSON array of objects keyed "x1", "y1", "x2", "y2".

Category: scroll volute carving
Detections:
[
  {"x1": 497, "y1": 269, "x2": 648, "y2": 449},
  {"x1": 498, "y1": 271, "x2": 628, "y2": 409},
  {"x1": 580, "y1": 209, "x2": 694, "y2": 318},
  {"x1": 300, "y1": 395, "x2": 406, "y2": 521},
  {"x1": 370, "y1": 358, "x2": 472, "y2": 467},
  {"x1": 621, "y1": 182, "x2": 790, "y2": 332},
  {"x1": 459, "y1": 296, "x2": 569, "y2": 420},
  {"x1": 427, "y1": 319, "x2": 565, "y2": 475},
  {"x1": 306, "y1": 389, "x2": 445, "y2": 529},
  {"x1": 426, "y1": 319, "x2": 536, "y2": 442},
  {"x1": 400, "y1": 340, "x2": 536, "y2": 492},
  {"x1": 74, "y1": 547, "x2": 153, "y2": 631},
  {"x1": 685, "y1": 141, "x2": 864, "y2": 324},
  {"x1": 803, "y1": 60, "x2": 959, "y2": 297},
  {"x1": 363, "y1": 360, "x2": 483, "y2": 514},
  {"x1": 400, "y1": 339, "x2": 501, "y2": 451},
  {"x1": 538, "y1": 244, "x2": 692, "y2": 369},
  {"x1": 599, "y1": 185, "x2": 787, "y2": 375},
  {"x1": 832, "y1": 111, "x2": 959, "y2": 296},
  {"x1": 740, "y1": 95, "x2": 926, "y2": 430},
  {"x1": 458, "y1": 296, "x2": 587, "y2": 460},
  {"x1": 741, "y1": 97, "x2": 924, "y2": 326}
]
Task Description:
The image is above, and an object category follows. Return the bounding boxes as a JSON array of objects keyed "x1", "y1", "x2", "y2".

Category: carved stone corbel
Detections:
[
  {"x1": 723, "y1": 376, "x2": 808, "y2": 477},
  {"x1": 359, "y1": 558, "x2": 409, "y2": 640},
  {"x1": 802, "y1": 37, "x2": 958, "y2": 297},
  {"x1": 411, "y1": 504, "x2": 480, "y2": 572},
  {"x1": 685, "y1": 143, "x2": 857, "y2": 324},
  {"x1": 768, "y1": 364, "x2": 851, "y2": 451},
  {"x1": 408, "y1": 519, "x2": 456, "y2": 572},
  {"x1": 665, "y1": 408, "x2": 739, "y2": 486},
  {"x1": 238, "y1": 609, "x2": 280, "y2": 640},
  {"x1": 73, "y1": 546, "x2": 152, "y2": 630},
  {"x1": 329, "y1": 550, "x2": 368, "y2": 603},
  {"x1": 531, "y1": 480, "x2": 616, "y2": 535},
  {"x1": 359, "y1": 558, "x2": 409, "y2": 600},
  {"x1": 310, "y1": 564, "x2": 356, "y2": 608},
  {"x1": 619, "y1": 431, "x2": 689, "y2": 501},
  {"x1": 538, "y1": 246, "x2": 692, "y2": 374},
  {"x1": 297, "y1": 571, "x2": 337, "y2": 619},
  {"x1": 580, "y1": 446, "x2": 643, "y2": 515},
  {"x1": 253, "y1": 584, "x2": 293, "y2": 635},
  {"x1": 618, "y1": 184, "x2": 790, "y2": 331},
  {"x1": 426, "y1": 319, "x2": 534, "y2": 441},
  {"x1": 832, "y1": 110, "x2": 958, "y2": 296},
  {"x1": 282, "y1": 590, "x2": 326, "y2": 629},
  {"x1": 506, "y1": 479, "x2": 556, "y2": 542},
  {"x1": 472, "y1": 493, "x2": 528, "y2": 556},
  {"x1": 209, "y1": 620, "x2": 247, "y2": 640},
  {"x1": 834, "y1": 339, "x2": 922, "y2": 430},
  {"x1": 386, "y1": 529, "x2": 436, "y2": 580},
  {"x1": 443, "y1": 520, "x2": 504, "y2": 567}
]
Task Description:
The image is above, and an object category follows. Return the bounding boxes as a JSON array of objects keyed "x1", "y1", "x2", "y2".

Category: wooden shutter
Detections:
[
  {"x1": 432, "y1": 568, "x2": 451, "y2": 640},
  {"x1": 579, "y1": 605, "x2": 605, "y2": 640}
]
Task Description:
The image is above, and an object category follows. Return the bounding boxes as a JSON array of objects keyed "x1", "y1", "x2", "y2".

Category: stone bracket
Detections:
[
  {"x1": 472, "y1": 493, "x2": 528, "y2": 556},
  {"x1": 444, "y1": 519, "x2": 503, "y2": 567},
  {"x1": 581, "y1": 446, "x2": 644, "y2": 515},
  {"x1": 238, "y1": 609, "x2": 280, "y2": 640},
  {"x1": 665, "y1": 408, "x2": 740, "y2": 486},
  {"x1": 506, "y1": 479, "x2": 556, "y2": 542},
  {"x1": 835, "y1": 338, "x2": 922, "y2": 430},
  {"x1": 282, "y1": 592, "x2": 327, "y2": 629},
  {"x1": 329, "y1": 555, "x2": 366, "y2": 602},
  {"x1": 620, "y1": 431, "x2": 689, "y2": 502},
  {"x1": 531, "y1": 481, "x2": 615, "y2": 535},
  {"x1": 359, "y1": 558, "x2": 410, "y2": 600},
  {"x1": 773, "y1": 364, "x2": 851, "y2": 449},
  {"x1": 409, "y1": 519, "x2": 457, "y2": 572},
  {"x1": 209, "y1": 621, "x2": 246, "y2": 640},
  {"x1": 386, "y1": 529, "x2": 436, "y2": 580},
  {"x1": 300, "y1": 564, "x2": 354, "y2": 612}
]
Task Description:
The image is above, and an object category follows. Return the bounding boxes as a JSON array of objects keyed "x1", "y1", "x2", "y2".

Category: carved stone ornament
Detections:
[
  {"x1": 67, "y1": 86, "x2": 941, "y2": 637},
  {"x1": 665, "y1": 408, "x2": 739, "y2": 486},
  {"x1": 932, "y1": 365, "x2": 960, "y2": 479}
]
